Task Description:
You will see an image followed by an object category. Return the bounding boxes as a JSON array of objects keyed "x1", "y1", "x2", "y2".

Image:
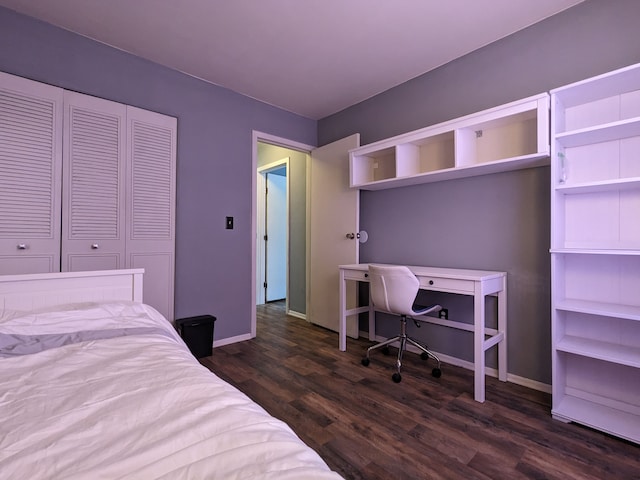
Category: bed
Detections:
[{"x1": 0, "y1": 269, "x2": 343, "y2": 479}]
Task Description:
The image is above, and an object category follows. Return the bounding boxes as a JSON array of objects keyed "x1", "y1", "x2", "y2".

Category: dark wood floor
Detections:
[{"x1": 201, "y1": 302, "x2": 639, "y2": 480}]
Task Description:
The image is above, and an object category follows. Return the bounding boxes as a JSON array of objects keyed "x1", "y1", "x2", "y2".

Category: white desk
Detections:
[{"x1": 339, "y1": 263, "x2": 507, "y2": 403}]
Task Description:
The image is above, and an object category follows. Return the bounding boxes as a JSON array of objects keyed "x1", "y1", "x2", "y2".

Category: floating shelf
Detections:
[{"x1": 350, "y1": 93, "x2": 550, "y2": 190}]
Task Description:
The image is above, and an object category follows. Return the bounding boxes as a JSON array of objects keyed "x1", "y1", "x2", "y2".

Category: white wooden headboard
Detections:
[{"x1": 0, "y1": 269, "x2": 144, "y2": 311}]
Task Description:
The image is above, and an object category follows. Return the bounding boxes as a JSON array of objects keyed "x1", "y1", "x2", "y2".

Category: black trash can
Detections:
[{"x1": 176, "y1": 315, "x2": 216, "y2": 358}]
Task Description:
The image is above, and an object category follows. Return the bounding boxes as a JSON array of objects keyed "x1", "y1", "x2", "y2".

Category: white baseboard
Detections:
[
  {"x1": 213, "y1": 332, "x2": 253, "y2": 348},
  {"x1": 505, "y1": 373, "x2": 551, "y2": 394},
  {"x1": 363, "y1": 333, "x2": 551, "y2": 394},
  {"x1": 287, "y1": 310, "x2": 306, "y2": 320}
]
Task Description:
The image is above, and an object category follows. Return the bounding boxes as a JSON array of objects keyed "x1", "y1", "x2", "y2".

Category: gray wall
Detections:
[
  {"x1": 319, "y1": 0, "x2": 640, "y2": 385},
  {"x1": 257, "y1": 143, "x2": 307, "y2": 314},
  {"x1": 0, "y1": 6, "x2": 316, "y2": 341}
]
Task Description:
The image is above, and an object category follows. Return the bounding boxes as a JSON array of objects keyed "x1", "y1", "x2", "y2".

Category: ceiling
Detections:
[{"x1": 0, "y1": 0, "x2": 584, "y2": 119}]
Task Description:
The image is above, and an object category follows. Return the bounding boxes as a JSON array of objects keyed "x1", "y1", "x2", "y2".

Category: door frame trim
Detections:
[
  {"x1": 251, "y1": 131, "x2": 313, "y2": 338},
  {"x1": 257, "y1": 157, "x2": 290, "y2": 306}
]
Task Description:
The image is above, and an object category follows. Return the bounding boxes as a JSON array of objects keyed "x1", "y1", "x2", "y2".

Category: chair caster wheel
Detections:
[
  {"x1": 432, "y1": 368, "x2": 442, "y2": 378},
  {"x1": 392, "y1": 373, "x2": 402, "y2": 383},
  {"x1": 361, "y1": 358, "x2": 370, "y2": 367},
  {"x1": 382, "y1": 346, "x2": 390, "y2": 355},
  {"x1": 420, "y1": 352, "x2": 429, "y2": 361}
]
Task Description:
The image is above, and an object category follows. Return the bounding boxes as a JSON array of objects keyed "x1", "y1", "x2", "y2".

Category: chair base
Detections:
[{"x1": 362, "y1": 314, "x2": 442, "y2": 382}]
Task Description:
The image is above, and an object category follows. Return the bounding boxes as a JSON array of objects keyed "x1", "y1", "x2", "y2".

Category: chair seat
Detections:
[{"x1": 411, "y1": 303, "x2": 441, "y2": 317}]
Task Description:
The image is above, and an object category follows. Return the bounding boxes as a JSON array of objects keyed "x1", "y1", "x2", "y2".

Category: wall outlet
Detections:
[{"x1": 438, "y1": 308, "x2": 448, "y2": 320}]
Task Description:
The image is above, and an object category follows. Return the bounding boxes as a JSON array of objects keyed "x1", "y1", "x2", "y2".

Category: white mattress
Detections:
[{"x1": 0, "y1": 302, "x2": 343, "y2": 479}]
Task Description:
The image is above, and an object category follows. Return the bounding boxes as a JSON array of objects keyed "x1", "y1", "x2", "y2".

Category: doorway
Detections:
[
  {"x1": 251, "y1": 131, "x2": 360, "y2": 341},
  {"x1": 253, "y1": 134, "x2": 313, "y2": 335},
  {"x1": 257, "y1": 160, "x2": 288, "y2": 305}
]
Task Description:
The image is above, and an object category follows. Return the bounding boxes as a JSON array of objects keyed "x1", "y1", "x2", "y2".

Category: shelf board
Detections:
[
  {"x1": 556, "y1": 335, "x2": 640, "y2": 367},
  {"x1": 550, "y1": 248, "x2": 640, "y2": 256},
  {"x1": 555, "y1": 298, "x2": 640, "y2": 321},
  {"x1": 555, "y1": 116, "x2": 640, "y2": 148},
  {"x1": 552, "y1": 395, "x2": 639, "y2": 444},
  {"x1": 555, "y1": 176, "x2": 640, "y2": 194},
  {"x1": 354, "y1": 152, "x2": 549, "y2": 190}
]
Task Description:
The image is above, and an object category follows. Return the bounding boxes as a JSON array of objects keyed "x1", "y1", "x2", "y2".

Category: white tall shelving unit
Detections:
[{"x1": 550, "y1": 63, "x2": 640, "y2": 444}]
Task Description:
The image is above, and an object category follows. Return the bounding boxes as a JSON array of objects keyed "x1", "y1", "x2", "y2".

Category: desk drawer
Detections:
[
  {"x1": 342, "y1": 269, "x2": 370, "y2": 281},
  {"x1": 420, "y1": 276, "x2": 474, "y2": 293}
]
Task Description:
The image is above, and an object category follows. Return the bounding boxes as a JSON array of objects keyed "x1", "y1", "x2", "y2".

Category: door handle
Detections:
[{"x1": 346, "y1": 231, "x2": 368, "y2": 243}]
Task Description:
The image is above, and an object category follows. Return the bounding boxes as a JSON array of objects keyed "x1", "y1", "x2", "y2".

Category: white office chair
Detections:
[{"x1": 361, "y1": 264, "x2": 443, "y2": 383}]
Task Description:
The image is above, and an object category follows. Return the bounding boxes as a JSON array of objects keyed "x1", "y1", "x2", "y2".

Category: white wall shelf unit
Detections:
[
  {"x1": 349, "y1": 93, "x2": 550, "y2": 190},
  {"x1": 550, "y1": 62, "x2": 640, "y2": 444}
]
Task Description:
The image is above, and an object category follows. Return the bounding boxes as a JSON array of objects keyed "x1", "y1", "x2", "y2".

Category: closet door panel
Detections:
[
  {"x1": 62, "y1": 91, "x2": 126, "y2": 272},
  {"x1": 0, "y1": 256, "x2": 56, "y2": 275},
  {"x1": 0, "y1": 72, "x2": 63, "y2": 274},
  {"x1": 126, "y1": 106, "x2": 176, "y2": 320},
  {"x1": 68, "y1": 253, "x2": 121, "y2": 272}
]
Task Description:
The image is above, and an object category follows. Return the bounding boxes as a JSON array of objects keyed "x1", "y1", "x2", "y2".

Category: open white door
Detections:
[{"x1": 308, "y1": 134, "x2": 360, "y2": 338}]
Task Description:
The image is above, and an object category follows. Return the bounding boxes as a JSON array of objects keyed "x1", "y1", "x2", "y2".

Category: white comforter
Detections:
[{"x1": 0, "y1": 302, "x2": 342, "y2": 479}]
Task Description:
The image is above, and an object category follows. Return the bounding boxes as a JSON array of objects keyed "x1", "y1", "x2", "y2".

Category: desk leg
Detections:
[
  {"x1": 474, "y1": 283, "x2": 486, "y2": 403},
  {"x1": 368, "y1": 286, "x2": 375, "y2": 341},
  {"x1": 498, "y1": 277, "x2": 508, "y2": 382},
  {"x1": 339, "y1": 269, "x2": 347, "y2": 351}
]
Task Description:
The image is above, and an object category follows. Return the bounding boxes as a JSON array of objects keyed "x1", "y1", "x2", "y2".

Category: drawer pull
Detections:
[
  {"x1": 17, "y1": 243, "x2": 27, "y2": 250},
  {"x1": 429, "y1": 280, "x2": 434, "y2": 285}
]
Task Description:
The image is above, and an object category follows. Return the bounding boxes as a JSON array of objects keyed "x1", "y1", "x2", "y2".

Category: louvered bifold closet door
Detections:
[
  {"x1": 62, "y1": 91, "x2": 126, "y2": 272},
  {"x1": 0, "y1": 72, "x2": 63, "y2": 274},
  {"x1": 126, "y1": 107, "x2": 176, "y2": 321}
]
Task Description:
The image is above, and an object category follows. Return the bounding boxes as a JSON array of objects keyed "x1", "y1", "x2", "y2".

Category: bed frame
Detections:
[{"x1": 0, "y1": 269, "x2": 144, "y2": 311}]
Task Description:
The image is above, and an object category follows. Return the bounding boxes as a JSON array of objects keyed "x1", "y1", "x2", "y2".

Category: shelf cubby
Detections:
[
  {"x1": 552, "y1": 62, "x2": 640, "y2": 135},
  {"x1": 555, "y1": 253, "x2": 640, "y2": 307},
  {"x1": 396, "y1": 131, "x2": 455, "y2": 177},
  {"x1": 556, "y1": 336, "x2": 640, "y2": 368},
  {"x1": 554, "y1": 308, "x2": 640, "y2": 366},
  {"x1": 556, "y1": 355, "x2": 640, "y2": 415},
  {"x1": 456, "y1": 109, "x2": 538, "y2": 167},
  {"x1": 349, "y1": 146, "x2": 395, "y2": 186},
  {"x1": 552, "y1": 395, "x2": 640, "y2": 444},
  {"x1": 558, "y1": 188, "x2": 640, "y2": 250}
]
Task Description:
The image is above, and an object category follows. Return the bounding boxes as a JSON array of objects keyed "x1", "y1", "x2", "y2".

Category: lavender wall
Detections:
[
  {"x1": 0, "y1": 6, "x2": 316, "y2": 341},
  {"x1": 319, "y1": 0, "x2": 640, "y2": 384}
]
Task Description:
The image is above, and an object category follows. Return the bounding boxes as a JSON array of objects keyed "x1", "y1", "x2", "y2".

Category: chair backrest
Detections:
[{"x1": 368, "y1": 265, "x2": 420, "y2": 316}]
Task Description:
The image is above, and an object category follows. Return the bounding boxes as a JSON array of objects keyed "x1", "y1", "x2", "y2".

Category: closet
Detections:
[{"x1": 0, "y1": 71, "x2": 176, "y2": 320}]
